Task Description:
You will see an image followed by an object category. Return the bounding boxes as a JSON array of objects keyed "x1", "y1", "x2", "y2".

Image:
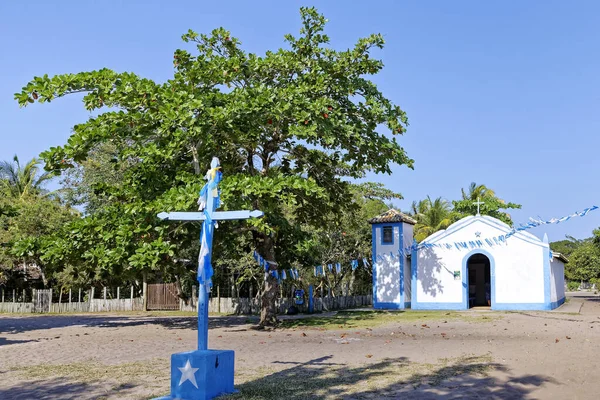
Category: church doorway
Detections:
[{"x1": 467, "y1": 253, "x2": 491, "y2": 308}]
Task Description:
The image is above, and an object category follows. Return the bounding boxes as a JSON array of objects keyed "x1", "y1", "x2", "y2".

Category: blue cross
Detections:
[{"x1": 158, "y1": 157, "x2": 263, "y2": 350}]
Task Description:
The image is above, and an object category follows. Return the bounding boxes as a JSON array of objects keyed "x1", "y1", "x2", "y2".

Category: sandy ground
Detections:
[{"x1": 1, "y1": 293, "x2": 600, "y2": 399}]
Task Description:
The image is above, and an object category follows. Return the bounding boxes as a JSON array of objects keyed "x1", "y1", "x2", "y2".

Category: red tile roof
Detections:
[{"x1": 368, "y1": 209, "x2": 417, "y2": 225}]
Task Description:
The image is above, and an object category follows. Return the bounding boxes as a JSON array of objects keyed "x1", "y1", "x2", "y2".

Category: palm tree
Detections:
[
  {"x1": 0, "y1": 155, "x2": 52, "y2": 199},
  {"x1": 461, "y1": 182, "x2": 496, "y2": 201},
  {"x1": 409, "y1": 199, "x2": 428, "y2": 217},
  {"x1": 413, "y1": 196, "x2": 454, "y2": 242}
]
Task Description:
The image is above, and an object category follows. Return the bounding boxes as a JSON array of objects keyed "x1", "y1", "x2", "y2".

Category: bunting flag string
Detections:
[
  {"x1": 253, "y1": 250, "x2": 372, "y2": 279},
  {"x1": 405, "y1": 205, "x2": 598, "y2": 253}
]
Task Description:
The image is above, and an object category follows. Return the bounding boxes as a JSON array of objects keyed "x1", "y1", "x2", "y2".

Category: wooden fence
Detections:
[
  {"x1": 0, "y1": 286, "x2": 144, "y2": 314},
  {"x1": 0, "y1": 302, "x2": 33, "y2": 313},
  {"x1": 0, "y1": 284, "x2": 372, "y2": 315},
  {"x1": 180, "y1": 295, "x2": 372, "y2": 314},
  {"x1": 147, "y1": 283, "x2": 179, "y2": 310}
]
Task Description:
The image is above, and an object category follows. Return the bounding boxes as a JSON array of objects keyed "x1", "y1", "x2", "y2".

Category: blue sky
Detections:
[{"x1": 1, "y1": 1, "x2": 599, "y2": 241}]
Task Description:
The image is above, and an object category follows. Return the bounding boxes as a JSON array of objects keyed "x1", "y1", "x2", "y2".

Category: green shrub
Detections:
[{"x1": 567, "y1": 281, "x2": 579, "y2": 291}]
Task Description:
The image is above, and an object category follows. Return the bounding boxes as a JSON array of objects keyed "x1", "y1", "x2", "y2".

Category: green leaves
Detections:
[
  {"x1": 566, "y1": 242, "x2": 600, "y2": 282},
  {"x1": 13, "y1": 7, "x2": 412, "y2": 304}
]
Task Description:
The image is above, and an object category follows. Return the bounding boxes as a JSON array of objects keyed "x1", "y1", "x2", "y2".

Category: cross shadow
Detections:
[{"x1": 224, "y1": 355, "x2": 558, "y2": 399}]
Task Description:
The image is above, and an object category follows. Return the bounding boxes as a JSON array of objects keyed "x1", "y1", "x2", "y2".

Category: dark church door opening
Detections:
[{"x1": 467, "y1": 253, "x2": 491, "y2": 308}]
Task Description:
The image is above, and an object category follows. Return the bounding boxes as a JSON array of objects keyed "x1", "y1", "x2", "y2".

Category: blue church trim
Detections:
[
  {"x1": 550, "y1": 296, "x2": 565, "y2": 310},
  {"x1": 410, "y1": 241, "x2": 420, "y2": 309},
  {"x1": 372, "y1": 222, "x2": 405, "y2": 309},
  {"x1": 543, "y1": 246, "x2": 551, "y2": 308},
  {"x1": 380, "y1": 225, "x2": 395, "y2": 246},
  {"x1": 399, "y1": 224, "x2": 405, "y2": 307},
  {"x1": 372, "y1": 225, "x2": 377, "y2": 306},
  {"x1": 412, "y1": 302, "x2": 464, "y2": 310},
  {"x1": 424, "y1": 216, "x2": 547, "y2": 249},
  {"x1": 463, "y1": 248, "x2": 496, "y2": 310}
]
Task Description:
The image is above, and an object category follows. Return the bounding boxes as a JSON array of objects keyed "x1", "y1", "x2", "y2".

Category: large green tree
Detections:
[{"x1": 16, "y1": 8, "x2": 412, "y2": 325}]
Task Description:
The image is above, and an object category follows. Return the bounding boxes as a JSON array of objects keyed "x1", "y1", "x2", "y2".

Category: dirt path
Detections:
[{"x1": 1, "y1": 295, "x2": 599, "y2": 399}]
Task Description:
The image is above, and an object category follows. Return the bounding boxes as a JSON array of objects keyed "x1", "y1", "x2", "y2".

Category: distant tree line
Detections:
[{"x1": 550, "y1": 235, "x2": 600, "y2": 288}]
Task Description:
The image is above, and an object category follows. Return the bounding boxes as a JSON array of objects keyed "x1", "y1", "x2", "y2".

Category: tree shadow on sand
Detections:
[
  {"x1": 0, "y1": 377, "x2": 138, "y2": 400},
  {"x1": 0, "y1": 337, "x2": 38, "y2": 347},
  {"x1": 0, "y1": 314, "x2": 259, "y2": 335},
  {"x1": 225, "y1": 355, "x2": 558, "y2": 400}
]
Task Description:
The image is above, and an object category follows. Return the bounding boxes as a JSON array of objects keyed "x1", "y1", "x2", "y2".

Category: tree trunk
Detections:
[
  {"x1": 259, "y1": 235, "x2": 279, "y2": 327},
  {"x1": 142, "y1": 271, "x2": 148, "y2": 311},
  {"x1": 40, "y1": 268, "x2": 48, "y2": 288},
  {"x1": 190, "y1": 144, "x2": 201, "y2": 175},
  {"x1": 174, "y1": 274, "x2": 188, "y2": 303}
]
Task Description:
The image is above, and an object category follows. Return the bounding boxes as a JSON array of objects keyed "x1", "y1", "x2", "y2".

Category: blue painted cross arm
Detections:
[{"x1": 157, "y1": 210, "x2": 264, "y2": 221}]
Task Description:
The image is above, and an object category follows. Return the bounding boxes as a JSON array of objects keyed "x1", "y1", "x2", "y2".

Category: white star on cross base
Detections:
[{"x1": 178, "y1": 359, "x2": 199, "y2": 389}]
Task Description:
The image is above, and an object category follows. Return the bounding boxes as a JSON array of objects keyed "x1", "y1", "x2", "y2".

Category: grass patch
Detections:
[
  {"x1": 280, "y1": 310, "x2": 497, "y2": 330},
  {"x1": 11, "y1": 353, "x2": 498, "y2": 400},
  {"x1": 10, "y1": 358, "x2": 169, "y2": 383},
  {"x1": 225, "y1": 353, "x2": 498, "y2": 399}
]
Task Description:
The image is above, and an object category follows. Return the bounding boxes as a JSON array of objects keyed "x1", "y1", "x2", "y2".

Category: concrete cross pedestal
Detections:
[{"x1": 155, "y1": 157, "x2": 263, "y2": 400}]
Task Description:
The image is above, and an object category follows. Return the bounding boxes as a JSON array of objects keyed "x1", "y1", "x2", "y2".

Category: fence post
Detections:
[
  {"x1": 78, "y1": 288, "x2": 82, "y2": 303},
  {"x1": 117, "y1": 286, "x2": 120, "y2": 300},
  {"x1": 142, "y1": 271, "x2": 148, "y2": 311},
  {"x1": 23, "y1": 288, "x2": 26, "y2": 303},
  {"x1": 103, "y1": 287, "x2": 107, "y2": 301},
  {"x1": 49, "y1": 288, "x2": 53, "y2": 312},
  {"x1": 130, "y1": 286, "x2": 134, "y2": 310},
  {"x1": 90, "y1": 287, "x2": 94, "y2": 312},
  {"x1": 13, "y1": 289, "x2": 16, "y2": 303},
  {"x1": 59, "y1": 287, "x2": 62, "y2": 311},
  {"x1": 1, "y1": 288, "x2": 3, "y2": 302},
  {"x1": 69, "y1": 289, "x2": 72, "y2": 309},
  {"x1": 192, "y1": 285, "x2": 197, "y2": 311},
  {"x1": 308, "y1": 285, "x2": 314, "y2": 313},
  {"x1": 249, "y1": 285, "x2": 253, "y2": 314},
  {"x1": 217, "y1": 285, "x2": 221, "y2": 314}
]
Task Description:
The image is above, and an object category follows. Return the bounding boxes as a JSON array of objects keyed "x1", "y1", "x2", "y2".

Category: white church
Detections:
[{"x1": 369, "y1": 209, "x2": 567, "y2": 311}]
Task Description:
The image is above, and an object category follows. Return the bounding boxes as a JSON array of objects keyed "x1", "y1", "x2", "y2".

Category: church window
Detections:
[{"x1": 382, "y1": 226, "x2": 394, "y2": 244}]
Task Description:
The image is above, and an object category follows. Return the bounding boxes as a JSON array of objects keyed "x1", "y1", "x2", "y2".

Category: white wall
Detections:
[
  {"x1": 550, "y1": 258, "x2": 565, "y2": 303},
  {"x1": 416, "y1": 217, "x2": 547, "y2": 306},
  {"x1": 374, "y1": 225, "x2": 401, "y2": 305}
]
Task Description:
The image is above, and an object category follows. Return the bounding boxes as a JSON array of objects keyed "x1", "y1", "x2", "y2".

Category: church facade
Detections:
[{"x1": 370, "y1": 209, "x2": 566, "y2": 311}]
